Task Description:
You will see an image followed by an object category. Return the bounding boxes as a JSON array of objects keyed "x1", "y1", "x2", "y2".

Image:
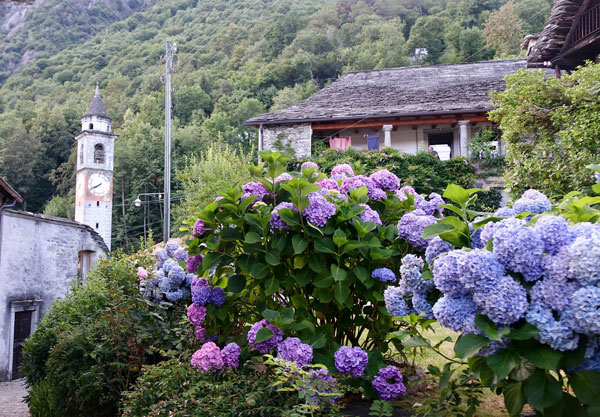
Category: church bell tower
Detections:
[{"x1": 74, "y1": 83, "x2": 116, "y2": 250}]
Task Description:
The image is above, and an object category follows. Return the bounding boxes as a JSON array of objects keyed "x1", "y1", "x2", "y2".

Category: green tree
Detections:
[
  {"x1": 173, "y1": 85, "x2": 211, "y2": 125},
  {"x1": 406, "y1": 15, "x2": 449, "y2": 64},
  {"x1": 482, "y1": 1, "x2": 525, "y2": 58}
]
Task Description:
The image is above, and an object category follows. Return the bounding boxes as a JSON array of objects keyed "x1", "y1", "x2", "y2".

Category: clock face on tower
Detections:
[{"x1": 87, "y1": 172, "x2": 112, "y2": 199}]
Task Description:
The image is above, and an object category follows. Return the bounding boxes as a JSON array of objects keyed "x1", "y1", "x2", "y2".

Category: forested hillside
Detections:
[{"x1": 0, "y1": 0, "x2": 552, "y2": 249}]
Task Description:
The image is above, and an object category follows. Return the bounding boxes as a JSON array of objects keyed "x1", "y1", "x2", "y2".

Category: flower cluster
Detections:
[
  {"x1": 191, "y1": 341, "x2": 240, "y2": 372},
  {"x1": 369, "y1": 169, "x2": 400, "y2": 191},
  {"x1": 371, "y1": 267, "x2": 396, "y2": 283},
  {"x1": 512, "y1": 189, "x2": 552, "y2": 215},
  {"x1": 334, "y1": 346, "x2": 368, "y2": 377},
  {"x1": 247, "y1": 319, "x2": 284, "y2": 353},
  {"x1": 358, "y1": 203, "x2": 382, "y2": 225},
  {"x1": 372, "y1": 366, "x2": 406, "y2": 401},
  {"x1": 192, "y1": 218, "x2": 205, "y2": 236},
  {"x1": 277, "y1": 337, "x2": 313, "y2": 367},
  {"x1": 397, "y1": 209, "x2": 438, "y2": 250},
  {"x1": 304, "y1": 195, "x2": 337, "y2": 227},
  {"x1": 191, "y1": 276, "x2": 226, "y2": 307},
  {"x1": 384, "y1": 254, "x2": 434, "y2": 319},
  {"x1": 330, "y1": 163, "x2": 354, "y2": 177},
  {"x1": 270, "y1": 202, "x2": 298, "y2": 230},
  {"x1": 242, "y1": 181, "x2": 270, "y2": 203},
  {"x1": 301, "y1": 161, "x2": 319, "y2": 170},
  {"x1": 300, "y1": 368, "x2": 341, "y2": 406}
]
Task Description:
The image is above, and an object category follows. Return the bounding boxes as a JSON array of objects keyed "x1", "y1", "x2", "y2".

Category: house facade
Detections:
[{"x1": 246, "y1": 59, "x2": 538, "y2": 160}]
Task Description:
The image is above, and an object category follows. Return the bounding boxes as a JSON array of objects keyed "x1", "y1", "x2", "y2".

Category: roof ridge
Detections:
[{"x1": 344, "y1": 58, "x2": 527, "y2": 75}]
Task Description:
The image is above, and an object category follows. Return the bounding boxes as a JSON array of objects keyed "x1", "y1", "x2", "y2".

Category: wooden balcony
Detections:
[{"x1": 556, "y1": 1, "x2": 600, "y2": 69}]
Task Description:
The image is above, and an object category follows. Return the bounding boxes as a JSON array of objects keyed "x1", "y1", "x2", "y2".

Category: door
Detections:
[
  {"x1": 12, "y1": 310, "x2": 32, "y2": 379},
  {"x1": 428, "y1": 131, "x2": 454, "y2": 160}
]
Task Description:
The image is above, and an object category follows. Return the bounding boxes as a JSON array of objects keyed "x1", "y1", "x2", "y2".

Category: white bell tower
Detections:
[{"x1": 74, "y1": 83, "x2": 116, "y2": 250}]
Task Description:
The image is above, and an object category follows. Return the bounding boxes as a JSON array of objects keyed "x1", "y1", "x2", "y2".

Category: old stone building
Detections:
[{"x1": 246, "y1": 59, "x2": 549, "y2": 160}]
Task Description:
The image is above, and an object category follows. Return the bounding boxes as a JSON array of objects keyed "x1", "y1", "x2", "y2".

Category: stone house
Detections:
[
  {"x1": 245, "y1": 59, "x2": 543, "y2": 160},
  {"x1": 0, "y1": 177, "x2": 108, "y2": 381}
]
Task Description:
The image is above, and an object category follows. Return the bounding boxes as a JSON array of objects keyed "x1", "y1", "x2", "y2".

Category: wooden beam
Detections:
[{"x1": 311, "y1": 115, "x2": 489, "y2": 131}]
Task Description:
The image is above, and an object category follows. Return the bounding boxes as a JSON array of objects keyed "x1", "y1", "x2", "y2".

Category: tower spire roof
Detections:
[{"x1": 84, "y1": 82, "x2": 109, "y2": 118}]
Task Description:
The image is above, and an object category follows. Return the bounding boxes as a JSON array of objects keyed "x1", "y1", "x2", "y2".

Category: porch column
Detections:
[
  {"x1": 382, "y1": 124, "x2": 393, "y2": 148},
  {"x1": 458, "y1": 120, "x2": 470, "y2": 157}
]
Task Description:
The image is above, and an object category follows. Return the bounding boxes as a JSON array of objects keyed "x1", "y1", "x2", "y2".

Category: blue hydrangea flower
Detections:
[
  {"x1": 397, "y1": 209, "x2": 437, "y2": 250},
  {"x1": 457, "y1": 249, "x2": 504, "y2": 293},
  {"x1": 384, "y1": 286, "x2": 411, "y2": 317},
  {"x1": 334, "y1": 346, "x2": 368, "y2": 377},
  {"x1": 372, "y1": 267, "x2": 396, "y2": 283},
  {"x1": 478, "y1": 339, "x2": 509, "y2": 357},
  {"x1": 168, "y1": 265, "x2": 186, "y2": 286},
  {"x1": 568, "y1": 234, "x2": 600, "y2": 287},
  {"x1": 526, "y1": 304, "x2": 580, "y2": 351},
  {"x1": 370, "y1": 169, "x2": 400, "y2": 191},
  {"x1": 570, "y1": 286, "x2": 600, "y2": 335},
  {"x1": 530, "y1": 278, "x2": 579, "y2": 312},
  {"x1": 571, "y1": 222, "x2": 600, "y2": 239},
  {"x1": 432, "y1": 294, "x2": 479, "y2": 334},
  {"x1": 165, "y1": 240, "x2": 180, "y2": 257},
  {"x1": 542, "y1": 247, "x2": 571, "y2": 282},
  {"x1": 165, "y1": 288, "x2": 185, "y2": 302},
  {"x1": 513, "y1": 189, "x2": 552, "y2": 215},
  {"x1": 472, "y1": 275, "x2": 528, "y2": 326},
  {"x1": 480, "y1": 217, "x2": 525, "y2": 247},
  {"x1": 494, "y1": 207, "x2": 516, "y2": 217},
  {"x1": 425, "y1": 236, "x2": 452, "y2": 265},
  {"x1": 158, "y1": 277, "x2": 173, "y2": 293},
  {"x1": 173, "y1": 248, "x2": 188, "y2": 261},
  {"x1": 493, "y1": 226, "x2": 544, "y2": 281},
  {"x1": 412, "y1": 292, "x2": 434, "y2": 319},
  {"x1": 209, "y1": 287, "x2": 226, "y2": 307},
  {"x1": 303, "y1": 195, "x2": 336, "y2": 227},
  {"x1": 358, "y1": 203, "x2": 382, "y2": 225},
  {"x1": 192, "y1": 285, "x2": 211, "y2": 306},
  {"x1": 155, "y1": 248, "x2": 168, "y2": 262},
  {"x1": 433, "y1": 251, "x2": 469, "y2": 296},
  {"x1": 270, "y1": 202, "x2": 298, "y2": 230},
  {"x1": 401, "y1": 254, "x2": 432, "y2": 294},
  {"x1": 534, "y1": 215, "x2": 574, "y2": 255},
  {"x1": 162, "y1": 259, "x2": 179, "y2": 274},
  {"x1": 469, "y1": 224, "x2": 485, "y2": 249}
]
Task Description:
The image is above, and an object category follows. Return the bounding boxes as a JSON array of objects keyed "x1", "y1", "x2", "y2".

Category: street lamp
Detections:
[{"x1": 132, "y1": 193, "x2": 163, "y2": 245}]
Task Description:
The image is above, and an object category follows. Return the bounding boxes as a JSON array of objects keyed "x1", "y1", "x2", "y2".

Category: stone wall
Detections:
[
  {"x1": 0, "y1": 210, "x2": 108, "y2": 381},
  {"x1": 262, "y1": 123, "x2": 312, "y2": 158}
]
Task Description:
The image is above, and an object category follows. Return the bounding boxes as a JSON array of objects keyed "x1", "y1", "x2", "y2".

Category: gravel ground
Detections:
[{"x1": 0, "y1": 379, "x2": 30, "y2": 417}]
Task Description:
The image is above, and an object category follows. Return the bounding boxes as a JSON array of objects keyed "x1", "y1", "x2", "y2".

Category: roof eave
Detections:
[{"x1": 0, "y1": 176, "x2": 24, "y2": 203}]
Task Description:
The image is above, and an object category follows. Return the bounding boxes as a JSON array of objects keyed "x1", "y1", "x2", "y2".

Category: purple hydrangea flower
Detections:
[
  {"x1": 173, "y1": 248, "x2": 188, "y2": 261},
  {"x1": 166, "y1": 288, "x2": 185, "y2": 302},
  {"x1": 165, "y1": 240, "x2": 180, "y2": 257},
  {"x1": 412, "y1": 292, "x2": 434, "y2": 319},
  {"x1": 301, "y1": 368, "x2": 341, "y2": 406},
  {"x1": 534, "y1": 215, "x2": 574, "y2": 255},
  {"x1": 433, "y1": 294, "x2": 479, "y2": 334},
  {"x1": 372, "y1": 366, "x2": 406, "y2": 401},
  {"x1": 270, "y1": 202, "x2": 298, "y2": 230},
  {"x1": 369, "y1": 169, "x2": 400, "y2": 191},
  {"x1": 371, "y1": 267, "x2": 396, "y2": 283},
  {"x1": 425, "y1": 236, "x2": 452, "y2": 265},
  {"x1": 542, "y1": 247, "x2": 571, "y2": 282},
  {"x1": 568, "y1": 234, "x2": 600, "y2": 287},
  {"x1": 192, "y1": 285, "x2": 211, "y2": 306},
  {"x1": 186, "y1": 254, "x2": 203, "y2": 273},
  {"x1": 194, "y1": 325, "x2": 206, "y2": 342},
  {"x1": 493, "y1": 226, "x2": 544, "y2": 281},
  {"x1": 416, "y1": 193, "x2": 445, "y2": 216},
  {"x1": 316, "y1": 178, "x2": 339, "y2": 191},
  {"x1": 358, "y1": 203, "x2": 382, "y2": 225},
  {"x1": 331, "y1": 164, "x2": 354, "y2": 177},
  {"x1": 301, "y1": 161, "x2": 319, "y2": 170},
  {"x1": 187, "y1": 304, "x2": 207, "y2": 325},
  {"x1": 457, "y1": 249, "x2": 504, "y2": 293},
  {"x1": 495, "y1": 207, "x2": 516, "y2": 217},
  {"x1": 242, "y1": 181, "x2": 270, "y2": 202},
  {"x1": 340, "y1": 175, "x2": 375, "y2": 196},
  {"x1": 433, "y1": 251, "x2": 469, "y2": 296},
  {"x1": 570, "y1": 286, "x2": 600, "y2": 335},
  {"x1": 191, "y1": 342, "x2": 223, "y2": 372},
  {"x1": 303, "y1": 195, "x2": 336, "y2": 227},
  {"x1": 369, "y1": 187, "x2": 387, "y2": 199},
  {"x1": 395, "y1": 186, "x2": 418, "y2": 201},
  {"x1": 530, "y1": 278, "x2": 579, "y2": 312},
  {"x1": 209, "y1": 287, "x2": 226, "y2": 307},
  {"x1": 513, "y1": 189, "x2": 552, "y2": 215},
  {"x1": 191, "y1": 276, "x2": 209, "y2": 292},
  {"x1": 247, "y1": 319, "x2": 284, "y2": 353},
  {"x1": 276, "y1": 337, "x2": 313, "y2": 367},
  {"x1": 384, "y1": 285, "x2": 411, "y2": 317},
  {"x1": 274, "y1": 172, "x2": 293, "y2": 182},
  {"x1": 472, "y1": 275, "x2": 528, "y2": 326},
  {"x1": 155, "y1": 248, "x2": 168, "y2": 262},
  {"x1": 193, "y1": 219, "x2": 205, "y2": 236},
  {"x1": 334, "y1": 346, "x2": 368, "y2": 377},
  {"x1": 397, "y1": 209, "x2": 437, "y2": 250},
  {"x1": 222, "y1": 342, "x2": 241, "y2": 368},
  {"x1": 480, "y1": 217, "x2": 525, "y2": 247}
]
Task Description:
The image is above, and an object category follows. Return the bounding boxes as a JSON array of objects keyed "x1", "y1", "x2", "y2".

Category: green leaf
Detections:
[
  {"x1": 293, "y1": 255, "x2": 307, "y2": 269},
  {"x1": 221, "y1": 227, "x2": 243, "y2": 241},
  {"x1": 520, "y1": 342, "x2": 563, "y2": 370},
  {"x1": 278, "y1": 208, "x2": 300, "y2": 227},
  {"x1": 443, "y1": 184, "x2": 479, "y2": 206},
  {"x1": 437, "y1": 216, "x2": 471, "y2": 248},
  {"x1": 292, "y1": 235, "x2": 309, "y2": 254},
  {"x1": 202, "y1": 252, "x2": 223, "y2": 270},
  {"x1": 290, "y1": 320, "x2": 315, "y2": 333},
  {"x1": 226, "y1": 275, "x2": 246, "y2": 293},
  {"x1": 310, "y1": 332, "x2": 327, "y2": 349},
  {"x1": 353, "y1": 266, "x2": 369, "y2": 283},
  {"x1": 265, "y1": 252, "x2": 280, "y2": 266},
  {"x1": 510, "y1": 358, "x2": 536, "y2": 381},
  {"x1": 507, "y1": 323, "x2": 540, "y2": 340},
  {"x1": 331, "y1": 264, "x2": 347, "y2": 282},
  {"x1": 333, "y1": 228, "x2": 348, "y2": 246},
  {"x1": 403, "y1": 336, "x2": 429, "y2": 348},
  {"x1": 245, "y1": 231, "x2": 262, "y2": 244},
  {"x1": 314, "y1": 238, "x2": 337, "y2": 255},
  {"x1": 291, "y1": 294, "x2": 308, "y2": 308},
  {"x1": 349, "y1": 185, "x2": 368, "y2": 200},
  {"x1": 262, "y1": 309, "x2": 280, "y2": 322},
  {"x1": 313, "y1": 275, "x2": 334, "y2": 288},
  {"x1": 522, "y1": 369, "x2": 563, "y2": 411},
  {"x1": 281, "y1": 307, "x2": 295, "y2": 325},
  {"x1": 334, "y1": 281, "x2": 349, "y2": 304},
  {"x1": 454, "y1": 334, "x2": 490, "y2": 358},
  {"x1": 503, "y1": 382, "x2": 526, "y2": 417},
  {"x1": 254, "y1": 328, "x2": 274, "y2": 344},
  {"x1": 487, "y1": 348, "x2": 521, "y2": 380},
  {"x1": 264, "y1": 276, "x2": 279, "y2": 296},
  {"x1": 570, "y1": 371, "x2": 600, "y2": 405},
  {"x1": 250, "y1": 262, "x2": 269, "y2": 280},
  {"x1": 295, "y1": 268, "x2": 312, "y2": 286},
  {"x1": 422, "y1": 222, "x2": 456, "y2": 239}
]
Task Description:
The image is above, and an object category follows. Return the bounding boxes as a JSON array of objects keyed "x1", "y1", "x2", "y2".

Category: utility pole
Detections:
[{"x1": 163, "y1": 41, "x2": 175, "y2": 243}]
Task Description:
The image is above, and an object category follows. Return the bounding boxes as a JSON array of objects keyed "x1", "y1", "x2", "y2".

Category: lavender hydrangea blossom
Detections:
[
  {"x1": 276, "y1": 337, "x2": 313, "y2": 367},
  {"x1": 242, "y1": 181, "x2": 270, "y2": 202},
  {"x1": 480, "y1": 217, "x2": 525, "y2": 247},
  {"x1": 395, "y1": 186, "x2": 418, "y2": 201},
  {"x1": 472, "y1": 275, "x2": 528, "y2": 326},
  {"x1": 304, "y1": 195, "x2": 336, "y2": 227},
  {"x1": 270, "y1": 202, "x2": 298, "y2": 230},
  {"x1": 192, "y1": 285, "x2": 211, "y2": 306},
  {"x1": 187, "y1": 304, "x2": 207, "y2": 325},
  {"x1": 247, "y1": 319, "x2": 284, "y2": 353},
  {"x1": 193, "y1": 219, "x2": 205, "y2": 236},
  {"x1": 401, "y1": 254, "x2": 432, "y2": 294},
  {"x1": 570, "y1": 286, "x2": 600, "y2": 335},
  {"x1": 209, "y1": 287, "x2": 226, "y2": 307},
  {"x1": 334, "y1": 346, "x2": 368, "y2": 377},
  {"x1": 372, "y1": 366, "x2": 406, "y2": 401},
  {"x1": 369, "y1": 169, "x2": 400, "y2": 191},
  {"x1": 186, "y1": 254, "x2": 203, "y2": 274},
  {"x1": 397, "y1": 209, "x2": 437, "y2": 250},
  {"x1": 222, "y1": 342, "x2": 241, "y2": 368},
  {"x1": 432, "y1": 294, "x2": 479, "y2": 334},
  {"x1": 412, "y1": 292, "x2": 434, "y2": 319},
  {"x1": 425, "y1": 237, "x2": 452, "y2": 264},
  {"x1": 457, "y1": 249, "x2": 504, "y2": 293},
  {"x1": 568, "y1": 234, "x2": 600, "y2": 286},
  {"x1": 301, "y1": 161, "x2": 319, "y2": 170},
  {"x1": 433, "y1": 251, "x2": 469, "y2": 296},
  {"x1": 274, "y1": 172, "x2": 293, "y2": 182},
  {"x1": 384, "y1": 285, "x2": 411, "y2": 317},
  {"x1": 534, "y1": 215, "x2": 574, "y2": 255},
  {"x1": 358, "y1": 203, "x2": 382, "y2": 225},
  {"x1": 331, "y1": 164, "x2": 354, "y2": 177},
  {"x1": 371, "y1": 267, "x2": 396, "y2": 283},
  {"x1": 493, "y1": 226, "x2": 544, "y2": 281},
  {"x1": 316, "y1": 178, "x2": 339, "y2": 191},
  {"x1": 173, "y1": 248, "x2": 188, "y2": 261},
  {"x1": 165, "y1": 240, "x2": 180, "y2": 257},
  {"x1": 513, "y1": 189, "x2": 552, "y2": 215}
]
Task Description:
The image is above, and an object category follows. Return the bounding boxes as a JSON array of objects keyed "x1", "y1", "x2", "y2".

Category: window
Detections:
[
  {"x1": 94, "y1": 144, "x2": 105, "y2": 164},
  {"x1": 79, "y1": 144, "x2": 84, "y2": 164},
  {"x1": 89, "y1": 123, "x2": 94, "y2": 130},
  {"x1": 96, "y1": 201, "x2": 100, "y2": 206},
  {"x1": 78, "y1": 250, "x2": 94, "y2": 281}
]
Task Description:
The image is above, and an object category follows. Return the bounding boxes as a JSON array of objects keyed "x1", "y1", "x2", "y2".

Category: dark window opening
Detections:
[
  {"x1": 428, "y1": 131, "x2": 454, "y2": 161},
  {"x1": 12, "y1": 310, "x2": 32, "y2": 380},
  {"x1": 80, "y1": 144, "x2": 84, "y2": 163},
  {"x1": 94, "y1": 144, "x2": 105, "y2": 164},
  {"x1": 89, "y1": 123, "x2": 94, "y2": 130},
  {"x1": 96, "y1": 201, "x2": 100, "y2": 207},
  {"x1": 96, "y1": 223, "x2": 99, "y2": 229},
  {"x1": 78, "y1": 250, "x2": 94, "y2": 281}
]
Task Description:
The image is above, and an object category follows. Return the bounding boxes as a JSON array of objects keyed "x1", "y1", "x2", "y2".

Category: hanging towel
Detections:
[{"x1": 367, "y1": 134, "x2": 380, "y2": 150}]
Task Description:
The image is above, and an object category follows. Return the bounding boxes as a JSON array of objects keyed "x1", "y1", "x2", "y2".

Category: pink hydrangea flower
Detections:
[
  {"x1": 137, "y1": 267, "x2": 148, "y2": 280},
  {"x1": 187, "y1": 304, "x2": 207, "y2": 325},
  {"x1": 191, "y1": 342, "x2": 223, "y2": 372}
]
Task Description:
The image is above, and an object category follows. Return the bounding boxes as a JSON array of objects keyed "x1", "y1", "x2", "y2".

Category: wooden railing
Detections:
[{"x1": 565, "y1": 3, "x2": 600, "y2": 47}]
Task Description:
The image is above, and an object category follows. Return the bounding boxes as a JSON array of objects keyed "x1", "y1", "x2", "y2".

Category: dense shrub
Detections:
[
  {"x1": 291, "y1": 147, "x2": 475, "y2": 196},
  {"x1": 22, "y1": 249, "x2": 191, "y2": 417}
]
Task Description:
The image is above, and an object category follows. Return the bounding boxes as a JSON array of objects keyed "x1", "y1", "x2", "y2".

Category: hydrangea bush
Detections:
[
  {"x1": 181, "y1": 151, "x2": 447, "y2": 401},
  {"x1": 401, "y1": 181, "x2": 600, "y2": 416}
]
